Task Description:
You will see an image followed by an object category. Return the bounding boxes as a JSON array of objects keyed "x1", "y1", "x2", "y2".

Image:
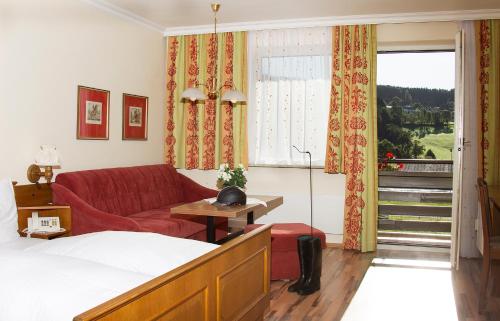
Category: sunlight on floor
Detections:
[{"x1": 341, "y1": 258, "x2": 458, "y2": 321}]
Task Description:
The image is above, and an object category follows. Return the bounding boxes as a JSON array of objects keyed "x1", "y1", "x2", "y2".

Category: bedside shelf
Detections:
[
  {"x1": 17, "y1": 206, "x2": 72, "y2": 240},
  {"x1": 18, "y1": 229, "x2": 70, "y2": 240}
]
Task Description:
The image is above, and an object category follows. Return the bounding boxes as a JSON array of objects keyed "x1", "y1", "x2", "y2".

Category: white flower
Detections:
[
  {"x1": 243, "y1": 170, "x2": 248, "y2": 177},
  {"x1": 221, "y1": 172, "x2": 231, "y2": 182},
  {"x1": 238, "y1": 164, "x2": 245, "y2": 169}
]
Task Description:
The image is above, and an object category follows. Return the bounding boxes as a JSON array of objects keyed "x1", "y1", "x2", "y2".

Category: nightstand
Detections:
[{"x1": 17, "y1": 206, "x2": 71, "y2": 240}]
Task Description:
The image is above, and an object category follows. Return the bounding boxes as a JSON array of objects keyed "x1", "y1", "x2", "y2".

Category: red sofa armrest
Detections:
[
  {"x1": 179, "y1": 173, "x2": 218, "y2": 202},
  {"x1": 51, "y1": 183, "x2": 143, "y2": 235}
]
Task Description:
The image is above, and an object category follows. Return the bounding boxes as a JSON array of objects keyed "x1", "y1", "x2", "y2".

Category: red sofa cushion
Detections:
[
  {"x1": 128, "y1": 209, "x2": 206, "y2": 238},
  {"x1": 55, "y1": 165, "x2": 185, "y2": 216}
]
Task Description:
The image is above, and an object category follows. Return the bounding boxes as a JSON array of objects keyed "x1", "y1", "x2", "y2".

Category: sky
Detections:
[{"x1": 377, "y1": 52, "x2": 455, "y2": 90}]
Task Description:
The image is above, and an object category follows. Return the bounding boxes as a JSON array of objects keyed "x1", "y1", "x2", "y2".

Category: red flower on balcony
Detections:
[{"x1": 378, "y1": 151, "x2": 404, "y2": 172}]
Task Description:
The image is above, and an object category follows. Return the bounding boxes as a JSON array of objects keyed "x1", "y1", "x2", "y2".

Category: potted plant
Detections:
[{"x1": 216, "y1": 163, "x2": 247, "y2": 190}]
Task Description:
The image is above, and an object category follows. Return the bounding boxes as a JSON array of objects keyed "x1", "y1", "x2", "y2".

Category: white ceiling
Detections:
[{"x1": 99, "y1": 0, "x2": 500, "y2": 31}]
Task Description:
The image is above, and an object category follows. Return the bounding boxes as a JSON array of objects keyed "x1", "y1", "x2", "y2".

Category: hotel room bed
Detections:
[
  {"x1": 0, "y1": 226, "x2": 271, "y2": 321},
  {"x1": 2, "y1": 179, "x2": 271, "y2": 321},
  {"x1": 0, "y1": 231, "x2": 217, "y2": 320}
]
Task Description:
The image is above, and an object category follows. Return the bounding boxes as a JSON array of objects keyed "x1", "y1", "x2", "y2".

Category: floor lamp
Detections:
[{"x1": 287, "y1": 146, "x2": 323, "y2": 295}]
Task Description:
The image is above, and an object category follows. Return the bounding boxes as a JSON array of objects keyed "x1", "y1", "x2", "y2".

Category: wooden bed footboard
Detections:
[{"x1": 74, "y1": 225, "x2": 272, "y2": 321}]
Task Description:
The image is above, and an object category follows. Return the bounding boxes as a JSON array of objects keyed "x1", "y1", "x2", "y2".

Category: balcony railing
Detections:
[{"x1": 378, "y1": 159, "x2": 453, "y2": 248}]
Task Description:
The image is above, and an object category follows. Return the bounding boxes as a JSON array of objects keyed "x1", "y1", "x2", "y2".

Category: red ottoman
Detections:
[{"x1": 244, "y1": 223, "x2": 327, "y2": 280}]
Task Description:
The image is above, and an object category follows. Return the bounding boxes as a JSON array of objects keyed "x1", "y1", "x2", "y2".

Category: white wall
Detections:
[
  {"x1": 0, "y1": 0, "x2": 165, "y2": 183},
  {"x1": 378, "y1": 22, "x2": 458, "y2": 50}
]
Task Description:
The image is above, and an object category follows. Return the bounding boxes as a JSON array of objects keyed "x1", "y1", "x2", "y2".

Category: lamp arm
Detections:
[
  {"x1": 189, "y1": 81, "x2": 207, "y2": 88},
  {"x1": 217, "y1": 80, "x2": 236, "y2": 92}
]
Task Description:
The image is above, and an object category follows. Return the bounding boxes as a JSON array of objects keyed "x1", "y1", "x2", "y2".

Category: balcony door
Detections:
[{"x1": 376, "y1": 50, "x2": 456, "y2": 250}]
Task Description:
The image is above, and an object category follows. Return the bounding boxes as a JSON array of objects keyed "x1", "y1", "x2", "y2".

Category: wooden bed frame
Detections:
[
  {"x1": 13, "y1": 183, "x2": 272, "y2": 321},
  {"x1": 74, "y1": 224, "x2": 271, "y2": 321}
]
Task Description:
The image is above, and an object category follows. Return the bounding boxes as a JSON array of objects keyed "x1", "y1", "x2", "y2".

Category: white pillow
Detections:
[{"x1": 0, "y1": 178, "x2": 19, "y2": 244}]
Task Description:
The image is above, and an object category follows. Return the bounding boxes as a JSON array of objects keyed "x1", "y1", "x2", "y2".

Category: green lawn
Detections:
[{"x1": 418, "y1": 133, "x2": 455, "y2": 160}]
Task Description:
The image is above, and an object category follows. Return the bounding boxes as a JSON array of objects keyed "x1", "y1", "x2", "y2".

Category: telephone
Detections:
[{"x1": 23, "y1": 211, "x2": 63, "y2": 235}]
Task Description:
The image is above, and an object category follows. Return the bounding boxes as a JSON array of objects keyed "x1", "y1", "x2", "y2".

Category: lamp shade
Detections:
[
  {"x1": 35, "y1": 145, "x2": 60, "y2": 166},
  {"x1": 221, "y1": 89, "x2": 246, "y2": 104},
  {"x1": 181, "y1": 87, "x2": 207, "y2": 102}
]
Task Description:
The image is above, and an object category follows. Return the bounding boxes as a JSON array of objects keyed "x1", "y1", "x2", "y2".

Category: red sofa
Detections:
[{"x1": 52, "y1": 164, "x2": 227, "y2": 241}]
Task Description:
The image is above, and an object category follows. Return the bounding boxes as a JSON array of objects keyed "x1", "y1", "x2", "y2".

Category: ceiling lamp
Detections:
[{"x1": 180, "y1": 3, "x2": 246, "y2": 104}]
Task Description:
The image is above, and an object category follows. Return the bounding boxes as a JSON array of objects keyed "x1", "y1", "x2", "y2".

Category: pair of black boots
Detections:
[{"x1": 287, "y1": 235, "x2": 322, "y2": 295}]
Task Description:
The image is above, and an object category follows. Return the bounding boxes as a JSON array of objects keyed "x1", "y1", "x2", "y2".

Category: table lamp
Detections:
[{"x1": 27, "y1": 145, "x2": 60, "y2": 184}]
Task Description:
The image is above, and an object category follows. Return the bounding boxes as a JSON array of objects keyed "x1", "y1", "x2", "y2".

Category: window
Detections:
[
  {"x1": 248, "y1": 28, "x2": 332, "y2": 166},
  {"x1": 377, "y1": 51, "x2": 455, "y2": 160}
]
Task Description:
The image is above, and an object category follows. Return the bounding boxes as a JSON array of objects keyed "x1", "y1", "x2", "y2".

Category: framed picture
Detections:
[
  {"x1": 122, "y1": 93, "x2": 148, "y2": 140},
  {"x1": 77, "y1": 86, "x2": 110, "y2": 140}
]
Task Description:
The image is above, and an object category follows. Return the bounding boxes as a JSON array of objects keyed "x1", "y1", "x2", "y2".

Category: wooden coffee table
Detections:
[{"x1": 171, "y1": 195, "x2": 283, "y2": 243}]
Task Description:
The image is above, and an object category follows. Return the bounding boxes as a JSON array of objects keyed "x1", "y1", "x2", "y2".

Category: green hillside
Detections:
[
  {"x1": 377, "y1": 84, "x2": 454, "y2": 160},
  {"x1": 419, "y1": 133, "x2": 454, "y2": 160}
]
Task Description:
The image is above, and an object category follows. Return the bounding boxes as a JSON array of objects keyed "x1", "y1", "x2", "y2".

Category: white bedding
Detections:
[
  {"x1": 0, "y1": 231, "x2": 218, "y2": 321},
  {"x1": 0, "y1": 237, "x2": 46, "y2": 250},
  {"x1": 24, "y1": 231, "x2": 219, "y2": 277}
]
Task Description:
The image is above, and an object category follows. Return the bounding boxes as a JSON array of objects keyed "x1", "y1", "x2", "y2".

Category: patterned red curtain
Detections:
[
  {"x1": 477, "y1": 20, "x2": 500, "y2": 185},
  {"x1": 165, "y1": 32, "x2": 248, "y2": 169},
  {"x1": 325, "y1": 25, "x2": 378, "y2": 252}
]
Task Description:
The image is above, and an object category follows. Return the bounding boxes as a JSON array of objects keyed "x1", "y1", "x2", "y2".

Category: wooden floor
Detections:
[
  {"x1": 453, "y1": 258, "x2": 500, "y2": 321},
  {"x1": 264, "y1": 247, "x2": 500, "y2": 321}
]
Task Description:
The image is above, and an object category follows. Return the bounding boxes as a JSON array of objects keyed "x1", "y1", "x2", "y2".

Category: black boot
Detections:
[
  {"x1": 297, "y1": 237, "x2": 322, "y2": 295},
  {"x1": 287, "y1": 235, "x2": 313, "y2": 292}
]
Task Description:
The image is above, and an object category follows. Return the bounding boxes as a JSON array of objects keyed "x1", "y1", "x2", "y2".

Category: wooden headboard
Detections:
[{"x1": 13, "y1": 183, "x2": 53, "y2": 207}]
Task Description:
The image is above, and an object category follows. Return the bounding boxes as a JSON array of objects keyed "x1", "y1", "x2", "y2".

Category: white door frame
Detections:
[{"x1": 450, "y1": 30, "x2": 465, "y2": 269}]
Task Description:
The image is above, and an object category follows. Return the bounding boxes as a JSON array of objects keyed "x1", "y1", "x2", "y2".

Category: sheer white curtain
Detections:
[{"x1": 248, "y1": 27, "x2": 332, "y2": 166}]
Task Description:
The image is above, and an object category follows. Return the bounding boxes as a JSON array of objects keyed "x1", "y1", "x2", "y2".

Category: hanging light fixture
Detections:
[{"x1": 180, "y1": 3, "x2": 246, "y2": 104}]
